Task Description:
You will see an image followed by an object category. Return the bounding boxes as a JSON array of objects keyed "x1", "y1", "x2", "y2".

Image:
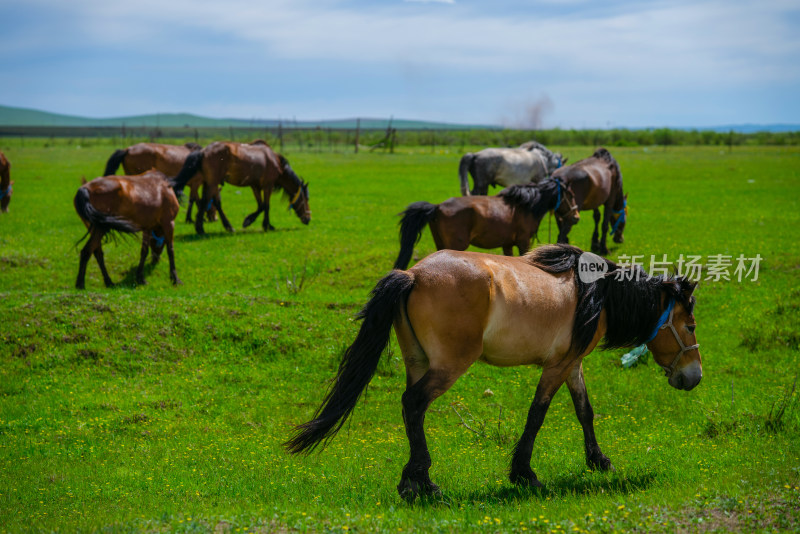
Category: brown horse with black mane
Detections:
[
  {"x1": 104, "y1": 142, "x2": 212, "y2": 223},
  {"x1": 0, "y1": 149, "x2": 12, "y2": 213},
  {"x1": 552, "y1": 147, "x2": 627, "y2": 255},
  {"x1": 172, "y1": 140, "x2": 310, "y2": 235},
  {"x1": 287, "y1": 244, "x2": 702, "y2": 500},
  {"x1": 73, "y1": 169, "x2": 194, "y2": 289},
  {"x1": 393, "y1": 178, "x2": 580, "y2": 270}
]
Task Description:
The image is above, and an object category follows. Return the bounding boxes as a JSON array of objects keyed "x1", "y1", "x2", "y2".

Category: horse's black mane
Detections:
[
  {"x1": 526, "y1": 244, "x2": 695, "y2": 355},
  {"x1": 497, "y1": 179, "x2": 562, "y2": 219},
  {"x1": 276, "y1": 154, "x2": 308, "y2": 199}
]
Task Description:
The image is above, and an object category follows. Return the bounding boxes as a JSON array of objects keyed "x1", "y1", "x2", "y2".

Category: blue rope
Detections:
[
  {"x1": 0, "y1": 185, "x2": 10, "y2": 199},
  {"x1": 554, "y1": 180, "x2": 562, "y2": 211},
  {"x1": 609, "y1": 198, "x2": 627, "y2": 235},
  {"x1": 151, "y1": 234, "x2": 165, "y2": 247},
  {"x1": 206, "y1": 199, "x2": 214, "y2": 211},
  {"x1": 646, "y1": 299, "x2": 674, "y2": 343}
]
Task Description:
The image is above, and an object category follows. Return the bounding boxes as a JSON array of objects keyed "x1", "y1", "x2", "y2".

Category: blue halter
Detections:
[
  {"x1": 151, "y1": 234, "x2": 165, "y2": 247},
  {"x1": 609, "y1": 198, "x2": 627, "y2": 236},
  {"x1": 646, "y1": 299, "x2": 674, "y2": 343},
  {"x1": 0, "y1": 184, "x2": 11, "y2": 199},
  {"x1": 554, "y1": 180, "x2": 562, "y2": 211}
]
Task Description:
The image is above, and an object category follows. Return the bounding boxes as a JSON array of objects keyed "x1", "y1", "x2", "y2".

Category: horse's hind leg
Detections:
[
  {"x1": 76, "y1": 230, "x2": 100, "y2": 289},
  {"x1": 398, "y1": 368, "x2": 462, "y2": 501},
  {"x1": 163, "y1": 223, "x2": 181, "y2": 285},
  {"x1": 510, "y1": 365, "x2": 572, "y2": 488},
  {"x1": 566, "y1": 363, "x2": 614, "y2": 471}
]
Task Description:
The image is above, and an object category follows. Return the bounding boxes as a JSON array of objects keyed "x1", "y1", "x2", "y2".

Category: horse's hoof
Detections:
[
  {"x1": 243, "y1": 218, "x2": 254, "y2": 228},
  {"x1": 509, "y1": 468, "x2": 543, "y2": 489},
  {"x1": 224, "y1": 226, "x2": 235, "y2": 233},
  {"x1": 588, "y1": 454, "x2": 615, "y2": 472},
  {"x1": 136, "y1": 278, "x2": 147, "y2": 286},
  {"x1": 397, "y1": 477, "x2": 441, "y2": 502},
  {"x1": 172, "y1": 278, "x2": 183, "y2": 286}
]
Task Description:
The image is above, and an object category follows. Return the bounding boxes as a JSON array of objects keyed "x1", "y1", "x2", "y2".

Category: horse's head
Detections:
[
  {"x1": 0, "y1": 180, "x2": 13, "y2": 213},
  {"x1": 289, "y1": 179, "x2": 311, "y2": 225},
  {"x1": 554, "y1": 179, "x2": 580, "y2": 226},
  {"x1": 646, "y1": 279, "x2": 702, "y2": 391},
  {"x1": 610, "y1": 193, "x2": 627, "y2": 243}
]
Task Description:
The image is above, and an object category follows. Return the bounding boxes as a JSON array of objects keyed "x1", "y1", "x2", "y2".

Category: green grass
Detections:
[{"x1": 1, "y1": 142, "x2": 799, "y2": 532}]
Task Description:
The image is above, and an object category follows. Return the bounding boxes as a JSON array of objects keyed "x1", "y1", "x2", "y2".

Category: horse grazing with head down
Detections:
[
  {"x1": 103, "y1": 142, "x2": 212, "y2": 223},
  {"x1": 394, "y1": 178, "x2": 579, "y2": 270},
  {"x1": 0, "y1": 150, "x2": 12, "y2": 213},
  {"x1": 552, "y1": 147, "x2": 627, "y2": 255},
  {"x1": 459, "y1": 141, "x2": 566, "y2": 196},
  {"x1": 286, "y1": 244, "x2": 702, "y2": 500},
  {"x1": 172, "y1": 140, "x2": 310, "y2": 235},
  {"x1": 73, "y1": 169, "x2": 194, "y2": 289}
]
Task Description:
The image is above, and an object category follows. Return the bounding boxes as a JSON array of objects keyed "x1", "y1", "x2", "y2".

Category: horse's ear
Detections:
[
  {"x1": 80, "y1": 176, "x2": 87, "y2": 185},
  {"x1": 562, "y1": 156, "x2": 569, "y2": 164}
]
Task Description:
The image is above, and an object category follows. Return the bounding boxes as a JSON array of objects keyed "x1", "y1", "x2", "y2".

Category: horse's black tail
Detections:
[
  {"x1": 285, "y1": 270, "x2": 416, "y2": 454},
  {"x1": 103, "y1": 149, "x2": 127, "y2": 176},
  {"x1": 394, "y1": 201, "x2": 438, "y2": 270},
  {"x1": 169, "y1": 150, "x2": 204, "y2": 198},
  {"x1": 73, "y1": 186, "x2": 139, "y2": 241},
  {"x1": 459, "y1": 153, "x2": 475, "y2": 196}
]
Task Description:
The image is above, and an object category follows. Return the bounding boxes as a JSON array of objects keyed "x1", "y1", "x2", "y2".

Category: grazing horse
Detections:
[
  {"x1": 103, "y1": 142, "x2": 212, "y2": 223},
  {"x1": 173, "y1": 140, "x2": 311, "y2": 235},
  {"x1": 394, "y1": 179, "x2": 579, "y2": 270},
  {"x1": 0, "y1": 150, "x2": 12, "y2": 213},
  {"x1": 552, "y1": 147, "x2": 627, "y2": 255},
  {"x1": 459, "y1": 141, "x2": 566, "y2": 196},
  {"x1": 73, "y1": 169, "x2": 194, "y2": 289},
  {"x1": 286, "y1": 244, "x2": 702, "y2": 500}
]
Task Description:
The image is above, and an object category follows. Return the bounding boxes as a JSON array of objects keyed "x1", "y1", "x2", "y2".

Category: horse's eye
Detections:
[{"x1": 687, "y1": 325, "x2": 696, "y2": 334}]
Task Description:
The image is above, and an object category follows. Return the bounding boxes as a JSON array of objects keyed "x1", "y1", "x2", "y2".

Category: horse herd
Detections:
[{"x1": 2, "y1": 141, "x2": 702, "y2": 500}]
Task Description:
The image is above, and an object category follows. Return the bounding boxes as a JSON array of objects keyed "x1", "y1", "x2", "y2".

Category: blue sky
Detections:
[{"x1": 1, "y1": 0, "x2": 798, "y2": 128}]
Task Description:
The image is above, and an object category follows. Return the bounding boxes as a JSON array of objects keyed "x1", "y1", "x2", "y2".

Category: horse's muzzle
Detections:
[{"x1": 669, "y1": 361, "x2": 702, "y2": 391}]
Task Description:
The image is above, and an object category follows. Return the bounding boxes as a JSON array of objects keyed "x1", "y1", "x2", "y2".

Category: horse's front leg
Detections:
[
  {"x1": 510, "y1": 366, "x2": 570, "y2": 488},
  {"x1": 135, "y1": 231, "x2": 150, "y2": 285},
  {"x1": 556, "y1": 218, "x2": 571, "y2": 244},
  {"x1": 262, "y1": 187, "x2": 276, "y2": 231},
  {"x1": 243, "y1": 186, "x2": 264, "y2": 228},
  {"x1": 590, "y1": 209, "x2": 601, "y2": 252},
  {"x1": 597, "y1": 207, "x2": 610, "y2": 255},
  {"x1": 212, "y1": 193, "x2": 234, "y2": 233},
  {"x1": 566, "y1": 362, "x2": 614, "y2": 471}
]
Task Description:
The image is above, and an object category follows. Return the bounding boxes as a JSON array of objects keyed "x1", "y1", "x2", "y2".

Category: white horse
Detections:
[{"x1": 459, "y1": 141, "x2": 566, "y2": 196}]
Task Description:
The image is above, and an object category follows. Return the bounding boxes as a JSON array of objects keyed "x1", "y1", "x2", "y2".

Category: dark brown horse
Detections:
[
  {"x1": 394, "y1": 178, "x2": 580, "y2": 270},
  {"x1": 173, "y1": 140, "x2": 311, "y2": 235},
  {"x1": 0, "y1": 150, "x2": 12, "y2": 213},
  {"x1": 551, "y1": 148, "x2": 626, "y2": 255},
  {"x1": 286, "y1": 244, "x2": 702, "y2": 500},
  {"x1": 73, "y1": 169, "x2": 194, "y2": 289},
  {"x1": 104, "y1": 142, "x2": 213, "y2": 223}
]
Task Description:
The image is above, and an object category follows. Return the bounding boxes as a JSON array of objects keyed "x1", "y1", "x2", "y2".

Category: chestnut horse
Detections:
[
  {"x1": 551, "y1": 147, "x2": 627, "y2": 255},
  {"x1": 73, "y1": 169, "x2": 193, "y2": 289},
  {"x1": 172, "y1": 140, "x2": 310, "y2": 235},
  {"x1": 0, "y1": 149, "x2": 12, "y2": 213},
  {"x1": 286, "y1": 244, "x2": 702, "y2": 500},
  {"x1": 103, "y1": 142, "x2": 212, "y2": 223},
  {"x1": 394, "y1": 178, "x2": 579, "y2": 270}
]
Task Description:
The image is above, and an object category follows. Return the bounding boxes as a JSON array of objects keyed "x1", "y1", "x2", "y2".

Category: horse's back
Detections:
[{"x1": 405, "y1": 250, "x2": 576, "y2": 368}]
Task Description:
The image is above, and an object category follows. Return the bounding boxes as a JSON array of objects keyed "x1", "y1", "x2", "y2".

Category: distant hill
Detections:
[{"x1": 0, "y1": 105, "x2": 495, "y2": 130}]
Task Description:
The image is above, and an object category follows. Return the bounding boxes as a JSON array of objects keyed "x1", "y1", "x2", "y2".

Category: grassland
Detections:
[{"x1": 0, "y1": 140, "x2": 798, "y2": 532}]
